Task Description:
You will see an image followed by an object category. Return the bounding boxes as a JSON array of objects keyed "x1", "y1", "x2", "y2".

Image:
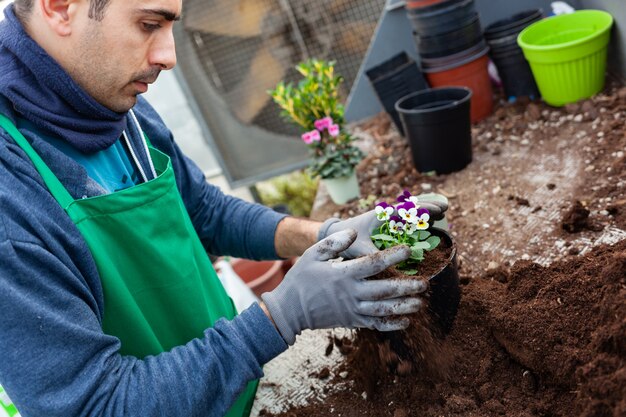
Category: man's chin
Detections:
[{"x1": 105, "y1": 96, "x2": 138, "y2": 113}]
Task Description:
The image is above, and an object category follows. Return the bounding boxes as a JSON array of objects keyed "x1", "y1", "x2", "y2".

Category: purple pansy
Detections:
[
  {"x1": 416, "y1": 210, "x2": 430, "y2": 230},
  {"x1": 389, "y1": 215, "x2": 405, "y2": 234},
  {"x1": 375, "y1": 202, "x2": 394, "y2": 221},
  {"x1": 398, "y1": 201, "x2": 418, "y2": 224},
  {"x1": 397, "y1": 189, "x2": 412, "y2": 203},
  {"x1": 417, "y1": 208, "x2": 430, "y2": 217}
]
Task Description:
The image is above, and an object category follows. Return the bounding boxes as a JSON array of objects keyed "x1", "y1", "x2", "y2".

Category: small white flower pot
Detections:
[{"x1": 322, "y1": 171, "x2": 360, "y2": 205}]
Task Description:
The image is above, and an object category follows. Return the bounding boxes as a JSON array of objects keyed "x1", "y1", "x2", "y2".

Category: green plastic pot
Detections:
[{"x1": 517, "y1": 10, "x2": 613, "y2": 106}]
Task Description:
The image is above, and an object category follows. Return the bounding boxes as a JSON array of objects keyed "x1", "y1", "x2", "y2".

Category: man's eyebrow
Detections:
[{"x1": 137, "y1": 8, "x2": 181, "y2": 21}]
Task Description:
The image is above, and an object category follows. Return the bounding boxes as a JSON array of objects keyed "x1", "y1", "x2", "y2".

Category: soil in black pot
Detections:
[{"x1": 349, "y1": 241, "x2": 455, "y2": 395}]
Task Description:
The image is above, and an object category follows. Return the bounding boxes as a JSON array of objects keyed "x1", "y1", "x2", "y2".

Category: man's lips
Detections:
[
  {"x1": 134, "y1": 81, "x2": 149, "y2": 93},
  {"x1": 133, "y1": 72, "x2": 160, "y2": 93}
]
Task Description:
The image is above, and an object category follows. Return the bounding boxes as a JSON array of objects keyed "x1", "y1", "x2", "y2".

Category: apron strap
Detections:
[{"x1": 0, "y1": 113, "x2": 75, "y2": 209}]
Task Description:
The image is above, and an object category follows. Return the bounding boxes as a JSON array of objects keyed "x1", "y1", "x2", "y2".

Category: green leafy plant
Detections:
[
  {"x1": 270, "y1": 59, "x2": 363, "y2": 180},
  {"x1": 371, "y1": 190, "x2": 441, "y2": 275},
  {"x1": 256, "y1": 171, "x2": 319, "y2": 218}
]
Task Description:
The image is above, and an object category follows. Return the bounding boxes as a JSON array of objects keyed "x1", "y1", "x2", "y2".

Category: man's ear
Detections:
[{"x1": 38, "y1": 0, "x2": 82, "y2": 36}]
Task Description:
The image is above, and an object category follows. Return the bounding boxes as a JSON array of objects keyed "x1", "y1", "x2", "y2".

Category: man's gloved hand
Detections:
[
  {"x1": 261, "y1": 229, "x2": 427, "y2": 345},
  {"x1": 318, "y1": 198, "x2": 448, "y2": 259}
]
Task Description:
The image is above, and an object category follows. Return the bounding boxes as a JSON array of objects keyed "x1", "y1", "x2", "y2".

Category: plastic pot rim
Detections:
[
  {"x1": 484, "y1": 9, "x2": 543, "y2": 38},
  {"x1": 366, "y1": 51, "x2": 413, "y2": 82},
  {"x1": 426, "y1": 227, "x2": 458, "y2": 280},
  {"x1": 421, "y1": 45, "x2": 489, "y2": 73},
  {"x1": 517, "y1": 10, "x2": 613, "y2": 52},
  {"x1": 407, "y1": 0, "x2": 474, "y2": 20},
  {"x1": 405, "y1": 0, "x2": 465, "y2": 13},
  {"x1": 395, "y1": 86, "x2": 473, "y2": 115},
  {"x1": 369, "y1": 59, "x2": 419, "y2": 84}
]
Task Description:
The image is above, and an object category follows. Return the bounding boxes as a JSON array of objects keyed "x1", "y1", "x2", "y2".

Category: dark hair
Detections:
[{"x1": 14, "y1": 0, "x2": 112, "y2": 22}]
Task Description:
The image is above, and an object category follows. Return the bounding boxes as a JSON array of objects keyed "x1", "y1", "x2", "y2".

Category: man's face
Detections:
[{"x1": 66, "y1": 0, "x2": 181, "y2": 112}]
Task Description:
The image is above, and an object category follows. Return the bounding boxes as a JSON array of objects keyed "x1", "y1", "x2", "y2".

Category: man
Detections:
[{"x1": 0, "y1": 1, "x2": 447, "y2": 416}]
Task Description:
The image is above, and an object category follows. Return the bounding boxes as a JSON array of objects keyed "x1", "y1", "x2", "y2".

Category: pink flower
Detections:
[
  {"x1": 310, "y1": 129, "x2": 321, "y2": 142},
  {"x1": 314, "y1": 117, "x2": 333, "y2": 131},
  {"x1": 328, "y1": 124, "x2": 340, "y2": 137},
  {"x1": 301, "y1": 132, "x2": 314, "y2": 144},
  {"x1": 302, "y1": 130, "x2": 321, "y2": 144}
]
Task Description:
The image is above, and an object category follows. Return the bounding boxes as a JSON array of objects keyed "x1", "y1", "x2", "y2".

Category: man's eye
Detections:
[{"x1": 142, "y1": 22, "x2": 161, "y2": 31}]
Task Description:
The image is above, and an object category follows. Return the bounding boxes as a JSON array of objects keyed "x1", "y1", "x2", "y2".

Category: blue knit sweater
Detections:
[{"x1": 0, "y1": 5, "x2": 287, "y2": 417}]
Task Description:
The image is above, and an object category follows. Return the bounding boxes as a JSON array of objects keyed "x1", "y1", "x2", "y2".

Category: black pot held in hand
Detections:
[
  {"x1": 396, "y1": 87, "x2": 473, "y2": 174},
  {"x1": 366, "y1": 52, "x2": 428, "y2": 135},
  {"x1": 426, "y1": 227, "x2": 460, "y2": 336}
]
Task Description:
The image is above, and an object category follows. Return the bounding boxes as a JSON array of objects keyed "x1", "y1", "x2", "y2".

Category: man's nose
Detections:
[{"x1": 150, "y1": 30, "x2": 177, "y2": 70}]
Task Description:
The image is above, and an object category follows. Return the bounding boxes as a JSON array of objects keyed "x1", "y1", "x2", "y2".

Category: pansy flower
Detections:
[
  {"x1": 328, "y1": 124, "x2": 340, "y2": 137},
  {"x1": 398, "y1": 201, "x2": 418, "y2": 224},
  {"x1": 396, "y1": 189, "x2": 412, "y2": 203},
  {"x1": 404, "y1": 222, "x2": 417, "y2": 235},
  {"x1": 301, "y1": 132, "x2": 313, "y2": 144},
  {"x1": 389, "y1": 215, "x2": 405, "y2": 235},
  {"x1": 314, "y1": 117, "x2": 333, "y2": 131},
  {"x1": 375, "y1": 202, "x2": 394, "y2": 221},
  {"x1": 416, "y1": 208, "x2": 430, "y2": 230}
]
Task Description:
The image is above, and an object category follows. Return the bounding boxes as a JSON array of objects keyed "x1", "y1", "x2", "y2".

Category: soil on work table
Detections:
[
  {"x1": 262, "y1": 83, "x2": 626, "y2": 416},
  {"x1": 265, "y1": 239, "x2": 626, "y2": 417}
]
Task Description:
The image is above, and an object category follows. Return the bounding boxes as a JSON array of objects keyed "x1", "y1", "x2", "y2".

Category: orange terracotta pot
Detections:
[
  {"x1": 231, "y1": 259, "x2": 285, "y2": 298},
  {"x1": 425, "y1": 54, "x2": 494, "y2": 123},
  {"x1": 405, "y1": 0, "x2": 447, "y2": 10}
]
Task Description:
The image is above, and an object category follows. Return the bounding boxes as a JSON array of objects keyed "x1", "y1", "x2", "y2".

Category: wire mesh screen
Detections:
[{"x1": 175, "y1": 0, "x2": 385, "y2": 186}]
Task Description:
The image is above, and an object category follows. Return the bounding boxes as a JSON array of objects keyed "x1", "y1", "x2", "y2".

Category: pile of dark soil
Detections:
[{"x1": 266, "y1": 239, "x2": 625, "y2": 417}]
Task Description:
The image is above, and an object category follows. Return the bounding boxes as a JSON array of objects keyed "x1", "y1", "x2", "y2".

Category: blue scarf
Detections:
[{"x1": 0, "y1": 5, "x2": 126, "y2": 153}]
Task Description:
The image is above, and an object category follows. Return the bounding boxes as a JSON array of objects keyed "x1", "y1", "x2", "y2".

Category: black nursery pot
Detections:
[
  {"x1": 395, "y1": 87, "x2": 473, "y2": 174},
  {"x1": 407, "y1": 0, "x2": 477, "y2": 37},
  {"x1": 427, "y1": 227, "x2": 461, "y2": 336},
  {"x1": 415, "y1": 16, "x2": 484, "y2": 59},
  {"x1": 492, "y1": 48, "x2": 540, "y2": 99},
  {"x1": 483, "y1": 9, "x2": 543, "y2": 100},
  {"x1": 484, "y1": 9, "x2": 543, "y2": 40},
  {"x1": 366, "y1": 52, "x2": 428, "y2": 135}
]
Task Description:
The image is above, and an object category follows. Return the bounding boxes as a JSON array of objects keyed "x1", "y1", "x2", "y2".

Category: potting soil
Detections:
[{"x1": 252, "y1": 84, "x2": 626, "y2": 416}]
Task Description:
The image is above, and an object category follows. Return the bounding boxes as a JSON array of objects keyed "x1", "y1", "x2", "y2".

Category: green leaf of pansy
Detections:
[
  {"x1": 425, "y1": 236, "x2": 441, "y2": 251},
  {"x1": 371, "y1": 234, "x2": 394, "y2": 241}
]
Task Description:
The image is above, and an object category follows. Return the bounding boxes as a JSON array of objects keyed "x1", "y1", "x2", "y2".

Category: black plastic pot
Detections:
[
  {"x1": 415, "y1": 16, "x2": 484, "y2": 59},
  {"x1": 368, "y1": 227, "x2": 460, "y2": 364},
  {"x1": 408, "y1": 0, "x2": 477, "y2": 37},
  {"x1": 483, "y1": 10, "x2": 543, "y2": 99},
  {"x1": 491, "y1": 49, "x2": 540, "y2": 99},
  {"x1": 366, "y1": 52, "x2": 428, "y2": 135},
  {"x1": 396, "y1": 87, "x2": 472, "y2": 174},
  {"x1": 484, "y1": 9, "x2": 543, "y2": 40},
  {"x1": 427, "y1": 227, "x2": 461, "y2": 336}
]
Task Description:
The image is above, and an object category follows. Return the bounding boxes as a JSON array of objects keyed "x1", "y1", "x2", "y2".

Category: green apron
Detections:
[{"x1": 0, "y1": 114, "x2": 257, "y2": 417}]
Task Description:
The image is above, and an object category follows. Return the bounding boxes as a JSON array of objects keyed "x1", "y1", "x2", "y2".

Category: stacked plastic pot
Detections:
[
  {"x1": 407, "y1": 0, "x2": 493, "y2": 123},
  {"x1": 484, "y1": 10, "x2": 543, "y2": 100},
  {"x1": 365, "y1": 52, "x2": 428, "y2": 136}
]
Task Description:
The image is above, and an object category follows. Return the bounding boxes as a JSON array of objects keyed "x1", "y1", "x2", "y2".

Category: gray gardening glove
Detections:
[
  {"x1": 318, "y1": 198, "x2": 448, "y2": 259},
  {"x1": 261, "y1": 229, "x2": 427, "y2": 345}
]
